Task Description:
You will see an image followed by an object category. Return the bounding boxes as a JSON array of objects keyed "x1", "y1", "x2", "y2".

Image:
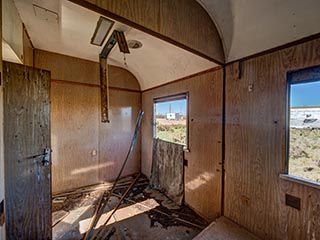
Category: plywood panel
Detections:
[
  {"x1": 225, "y1": 38, "x2": 320, "y2": 239},
  {"x1": 51, "y1": 82, "x2": 100, "y2": 193},
  {"x1": 95, "y1": 0, "x2": 160, "y2": 33},
  {"x1": 71, "y1": 0, "x2": 225, "y2": 63},
  {"x1": 109, "y1": 66, "x2": 140, "y2": 90},
  {"x1": 34, "y1": 50, "x2": 141, "y2": 193},
  {"x1": 159, "y1": 0, "x2": 224, "y2": 63},
  {"x1": 99, "y1": 89, "x2": 141, "y2": 182},
  {"x1": 34, "y1": 49, "x2": 100, "y2": 84},
  {"x1": 141, "y1": 69, "x2": 223, "y2": 221},
  {"x1": 3, "y1": 62, "x2": 51, "y2": 239}
]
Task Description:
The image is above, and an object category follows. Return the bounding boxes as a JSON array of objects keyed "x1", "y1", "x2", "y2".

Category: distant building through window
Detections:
[
  {"x1": 153, "y1": 93, "x2": 188, "y2": 146},
  {"x1": 287, "y1": 66, "x2": 320, "y2": 184}
]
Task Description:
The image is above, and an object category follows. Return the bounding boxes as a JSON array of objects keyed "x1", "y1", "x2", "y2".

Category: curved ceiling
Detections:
[
  {"x1": 13, "y1": 0, "x2": 217, "y2": 90},
  {"x1": 197, "y1": 0, "x2": 320, "y2": 62}
]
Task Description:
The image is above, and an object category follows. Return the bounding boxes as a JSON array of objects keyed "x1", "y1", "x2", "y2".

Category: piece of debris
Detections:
[
  {"x1": 53, "y1": 196, "x2": 67, "y2": 204},
  {"x1": 303, "y1": 167, "x2": 314, "y2": 172}
]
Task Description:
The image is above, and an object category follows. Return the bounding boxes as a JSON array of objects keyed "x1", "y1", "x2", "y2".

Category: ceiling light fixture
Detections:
[
  {"x1": 127, "y1": 40, "x2": 143, "y2": 49},
  {"x1": 91, "y1": 17, "x2": 114, "y2": 46}
]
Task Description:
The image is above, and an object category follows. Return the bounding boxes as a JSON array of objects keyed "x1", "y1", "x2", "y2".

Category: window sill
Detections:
[{"x1": 279, "y1": 174, "x2": 320, "y2": 190}]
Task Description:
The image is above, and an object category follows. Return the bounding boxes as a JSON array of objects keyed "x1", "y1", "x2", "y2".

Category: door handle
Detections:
[{"x1": 25, "y1": 147, "x2": 52, "y2": 166}]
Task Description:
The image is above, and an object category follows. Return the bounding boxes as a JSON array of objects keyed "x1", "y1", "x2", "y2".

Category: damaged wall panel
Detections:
[
  {"x1": 141, "y1": 68, "x2": 223, "y2": 221},
  {"x1": 34, "y1": 50, "x2": 141, "y2": 193},
  {"x1": 151, "y1": 139, "x2": 184, "y2": 205}
]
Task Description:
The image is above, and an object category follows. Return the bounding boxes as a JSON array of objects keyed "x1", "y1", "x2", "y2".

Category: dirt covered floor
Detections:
[{"x1": 52, "y1": 174, "x2": 208, "y2": 240}]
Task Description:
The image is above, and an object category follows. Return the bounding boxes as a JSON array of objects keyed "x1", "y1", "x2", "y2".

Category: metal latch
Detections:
[{"x1": 25, "y1": 147, "x2": 51, "y2": 166}]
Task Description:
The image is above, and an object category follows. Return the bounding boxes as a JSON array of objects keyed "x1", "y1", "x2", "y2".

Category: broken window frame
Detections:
[
  {"x1": 284, "y1": 65, "x2": 320, "y2": 187},
  {"x1": 153, "y1": 92, "x2": 189, "y2": 150}
]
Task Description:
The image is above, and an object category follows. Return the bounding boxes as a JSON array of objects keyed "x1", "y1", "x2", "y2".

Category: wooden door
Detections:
[{"x1": 3, "y1": 62, "x2": 51, "y2": 239}]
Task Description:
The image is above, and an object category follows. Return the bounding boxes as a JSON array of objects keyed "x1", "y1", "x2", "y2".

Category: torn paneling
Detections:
[{"x1": 151, "y1": 139, "x2": 184, "y2": 205}]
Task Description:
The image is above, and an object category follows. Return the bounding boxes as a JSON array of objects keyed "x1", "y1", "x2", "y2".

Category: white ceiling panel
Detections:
[{"x1": 197, "y1": 0, "x2": 320, "y2": 62}]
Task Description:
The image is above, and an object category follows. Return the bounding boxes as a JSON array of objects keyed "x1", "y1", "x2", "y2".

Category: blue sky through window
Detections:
[
  {"x1": 155, "y1": 99, "x2": 187, "y2": 115},
  {"x1": 291, "y1": 80, "x2": 320, "y2": 107}
]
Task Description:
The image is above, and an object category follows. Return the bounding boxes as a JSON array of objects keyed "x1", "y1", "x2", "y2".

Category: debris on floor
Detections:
[
  {"x1": 53, "y1": 197, "x2": 67, "y2": 204},
  {"x1": 52, "y1": 174, "x2": 208, "y2": 240}
]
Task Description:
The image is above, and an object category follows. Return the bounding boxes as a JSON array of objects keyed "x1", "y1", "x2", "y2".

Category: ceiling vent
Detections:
[
  {"x1": 127, "y1": 40, "x2": 143, "y2": 49},
  {"x1": 33, "y1": 4, "x2": 59, "y2": 24}
]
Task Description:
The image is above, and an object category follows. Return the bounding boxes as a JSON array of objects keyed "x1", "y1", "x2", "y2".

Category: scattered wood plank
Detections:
[
  {"x1": 52, "y1": 177, "x2": 148, "y2": 198},
  {"x1": 52, "y1": 196, "x2": 67, "y2": 204},
  {"x1": 52, "y1": 210, "x2": 69, "y2": 227}
]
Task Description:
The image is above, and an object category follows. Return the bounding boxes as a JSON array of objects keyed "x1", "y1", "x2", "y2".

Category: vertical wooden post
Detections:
[
  {"x1": 0, "y1": 0, "x2": 5, "y2": 238},
  {"x1": 100, "y1": 57, "x2": 109, "y2": 123}
]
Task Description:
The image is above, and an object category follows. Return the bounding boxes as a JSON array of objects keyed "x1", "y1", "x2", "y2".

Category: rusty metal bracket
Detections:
[{"x1": 100, "y1": 57, "x2": 109, "y2": 123}]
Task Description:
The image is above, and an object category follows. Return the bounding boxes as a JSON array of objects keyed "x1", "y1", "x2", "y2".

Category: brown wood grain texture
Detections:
[
  {"x1": 3, "y1": 61, "x2": 52, "y2": 239},
  {"x1": 224, "y1": 38, "x2": 320, "y2": 240},
  {"x1": 70, "y1": 0, "x2": 225, "y2": 63},
  {"x1": 50, "y1": 82, "x2": 100, "y2": 193},
  {"x1": 99, "y1": 89, "x2": 141, "y2": 182},
  {"x1": 141, "y1": 69, "x2": 223, "y2": 221},
  {"x1": 34, "y1": 50, "x2": 141, "y2": 193},
  {"x1": 34, "y1": 49, "x2": 100, "y2": 85}
]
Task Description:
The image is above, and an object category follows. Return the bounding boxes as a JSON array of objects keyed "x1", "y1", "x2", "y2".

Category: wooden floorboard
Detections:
[{"x1": 193, "y1": 217, "x2": 261, "y2": 240}]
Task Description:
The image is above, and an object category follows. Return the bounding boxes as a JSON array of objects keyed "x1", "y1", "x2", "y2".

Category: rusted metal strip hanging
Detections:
[{"x1": 100, "y1": 57, "x2": 109, "y2": 122}]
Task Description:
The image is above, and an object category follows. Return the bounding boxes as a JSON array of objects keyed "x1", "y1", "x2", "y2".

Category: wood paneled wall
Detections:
[
  {"x1": 34, "y1": 50, "x2": 141, "y2": 193},
  {"x1": 69, "y1": 0, "x2": 224, "y2": 64},
  {"x1": 225, "y1": 38, "x2": 320, "y2": 240},
  {"x1": 141, "y1": 69, "x2": 223, "y2": 221}
]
